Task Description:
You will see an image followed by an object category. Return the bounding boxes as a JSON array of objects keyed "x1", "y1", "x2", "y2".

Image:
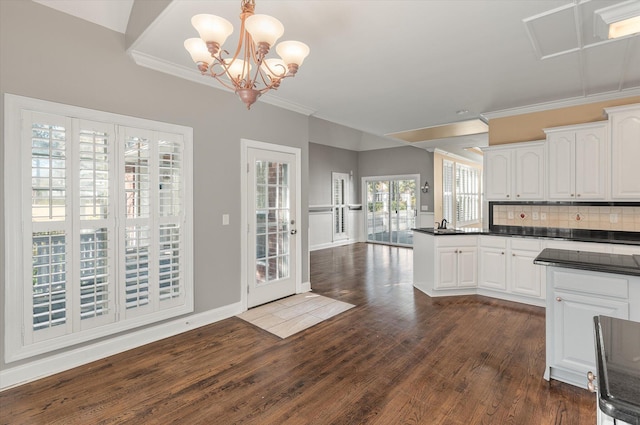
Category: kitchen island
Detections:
[{"x1": 534, "y1": 248, "x2": 640, "y2": 389}]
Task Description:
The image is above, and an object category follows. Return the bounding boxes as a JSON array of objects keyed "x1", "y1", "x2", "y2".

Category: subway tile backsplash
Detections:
[{"x1": 491, "y1": 203, "x2": 640, "y2": 232}]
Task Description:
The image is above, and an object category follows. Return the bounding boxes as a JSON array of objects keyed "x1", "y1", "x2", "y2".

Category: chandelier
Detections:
[{"x1": 184, "y1": 0, "x2": 310, "y2": 109}]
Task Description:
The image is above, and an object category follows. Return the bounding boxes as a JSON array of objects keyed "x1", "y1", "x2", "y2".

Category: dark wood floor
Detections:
[{"x1": 1, "y1": 243, "x2": 595, "y2": 424}]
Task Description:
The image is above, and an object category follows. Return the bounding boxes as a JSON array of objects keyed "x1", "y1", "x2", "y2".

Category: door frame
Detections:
[
  {"x1": 362, "y1": 174, "x2": 420, "y2": 246},
  {"x1": 240, "y1": 139, "x2": 302, "y2": 312}
]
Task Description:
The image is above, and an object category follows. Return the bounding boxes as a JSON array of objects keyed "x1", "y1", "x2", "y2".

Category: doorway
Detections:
[
  {"x1": 242, "y1": 140, "x2": 302, "y2": 309},
  {"x1": 364, "y1": 175, "x2": 418, "y2": 246}
]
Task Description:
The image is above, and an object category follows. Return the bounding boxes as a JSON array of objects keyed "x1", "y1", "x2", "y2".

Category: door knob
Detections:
[{"x1": 290, "y1": 229, "x2": 297, "y2": 235}]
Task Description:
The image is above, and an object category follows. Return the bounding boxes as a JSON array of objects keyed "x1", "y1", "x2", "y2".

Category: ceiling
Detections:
[{"x1": 34, "y1": 0, "x2": 640, "y2": 156}]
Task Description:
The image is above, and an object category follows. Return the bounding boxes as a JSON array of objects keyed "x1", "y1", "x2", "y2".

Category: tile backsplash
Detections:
[{"x1": 491, "y1": 203, "x2": 640, "y2": 232}]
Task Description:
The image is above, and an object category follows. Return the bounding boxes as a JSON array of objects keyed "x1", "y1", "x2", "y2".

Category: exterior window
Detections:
[
  {"x1": 332, "y1": 172, "x2": 349, "y2": 241},
  {"x1": 4, "y1": 95, "x2": 193, "y2": 362},
  {"x1": 442, "y1": 160, "x2": 482, "y2": 227}
]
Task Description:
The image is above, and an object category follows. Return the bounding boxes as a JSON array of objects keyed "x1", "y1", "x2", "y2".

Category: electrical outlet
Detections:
[
  {"x1": 540, "y1": 213, "x2": 547, "y2": 221},
  {"x1": 610, "y1": 213, "x2": 619, "y2": 224},
  {"x1": 222, "y1": 214, "x2": 230, "y2": 225},
  {"x1": 532, "y1": 212, "x2": 539, "y2": 220},
  {"x1": 508, "y1": 211, "x2": 514, "y2": 219}
]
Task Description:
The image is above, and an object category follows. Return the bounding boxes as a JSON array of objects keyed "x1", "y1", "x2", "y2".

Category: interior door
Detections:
[{"x1": 247, "y1": 147, "x2": 297, "y2": 308}]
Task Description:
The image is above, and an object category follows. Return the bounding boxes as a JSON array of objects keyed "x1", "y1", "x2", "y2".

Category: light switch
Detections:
[{"x1": 222, "y1": 214, "x2": 229, "y2": 225}]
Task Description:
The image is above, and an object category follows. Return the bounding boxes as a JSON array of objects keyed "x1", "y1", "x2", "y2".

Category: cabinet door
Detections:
[
  {"x1": 435, "y1": 248, "x2": 458, "y2": 289},
  {"x1": 479, "y1": 247, "x2": 507, "y2": 290},
  {"x1": 457, "y1": 248, "x2": 477, "y2": 288},
  {"x1": 575, "y1": 126, "x2": 607, "y2": 200},
  {"x1": 553, "y1": 291, "x2": 629, "y2": 375},
  {"x1": 547, "y1": 132, "x2": 575, "y2": 199},
  {"x1": 484, "y1": 150, "x2": 512, "y2": 200},
  {"x1": 610, "y1": 108, "x2": 640, "y2": 199},
  {"x1": 510, "y1": 250, "x2": 542, "y2": 298},
  {"x1": 515, "y1": 145, "x2": 545, "y2": 200}
]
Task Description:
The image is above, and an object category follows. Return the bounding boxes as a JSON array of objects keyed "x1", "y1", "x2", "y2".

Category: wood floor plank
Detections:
[{"x1": 0, "y1": 243, "x2": 595, "y2": 424}]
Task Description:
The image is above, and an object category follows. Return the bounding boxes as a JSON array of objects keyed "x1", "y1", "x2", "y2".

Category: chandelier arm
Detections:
[{"x1": 211, "y1": 73, "x2": 240, "y2": 91}]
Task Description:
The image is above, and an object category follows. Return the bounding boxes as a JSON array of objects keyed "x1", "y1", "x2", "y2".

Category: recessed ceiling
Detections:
[{"x1": 33, "y1": 0, "x2": 640, "y2": 154}]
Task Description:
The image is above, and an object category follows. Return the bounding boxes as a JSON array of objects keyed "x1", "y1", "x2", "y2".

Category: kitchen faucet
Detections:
[{"x1": 437, "y1": 219, "x2": 448, "y2": 229}]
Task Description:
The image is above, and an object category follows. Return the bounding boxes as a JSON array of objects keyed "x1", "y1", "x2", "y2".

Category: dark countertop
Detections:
[
  {"x1": 533, "y1": 248, "x2": 640, "y2": 276},
  {"x1": 594, "y1": 316, "x2": 640, "y2": 424},
  {"x1": 412, "y1": 227, "x2": 640, "y2": 246}
]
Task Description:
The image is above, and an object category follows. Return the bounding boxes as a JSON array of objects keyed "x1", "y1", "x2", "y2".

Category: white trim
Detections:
[
  {"x1": 481, "y1": 89, "x2": 640, "y2": 121},
  {"x1": 0, "y1": 302, "x2": 242, "y2": 391},
  {"x1": 128, "y1": 51, "x2": 317, "y2": 117},
  {"x1": 240, "y1": 139, "x2": 303, "y2": 312}
]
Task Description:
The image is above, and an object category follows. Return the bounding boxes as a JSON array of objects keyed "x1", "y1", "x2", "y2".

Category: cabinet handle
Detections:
[
  {"x1": 512, "y1": 253, "x2": 516, "y2": 257},
  {"x1": 571, "y1": 194, "x2": 575, "y2": 197},
  {"x1": 556, "y1": 297, "x2": 562, "y2": 302},
  {"x1": 577, "y1": 194, "x2": 581, "y2": 197},
  {"x1": 501, "y1": 252, "x2": 504, "y2": 255},
  {"x1": 516, "y1": 194, "x2": 520, "y2": 197},
  {"x1": 506, "y1": 194, "x2": 510, "y2": 198}
]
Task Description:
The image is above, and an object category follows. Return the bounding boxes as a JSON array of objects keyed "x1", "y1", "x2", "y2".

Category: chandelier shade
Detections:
[{"x1": 184, "y1": 0, "x2": 310, "y2": 109}]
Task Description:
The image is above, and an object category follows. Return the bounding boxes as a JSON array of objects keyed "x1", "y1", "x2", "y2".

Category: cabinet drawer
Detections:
[
  {"x1": 552, "y1": 269, "x2": 629, "y2": 299},
  {"x1": 435, "y1": 235, "x2": 477, "y2": 248},
  {"x1": 511, "y1": 238, "x2": 541, "y2": 251},
  {"x1": 479, "y1": 236, "x2": 507, "y2": 249}
]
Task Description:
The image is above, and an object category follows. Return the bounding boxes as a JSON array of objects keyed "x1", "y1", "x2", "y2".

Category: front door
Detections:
[{"x1": 246, "y1": 146, "x2": 298, "y2": 308}]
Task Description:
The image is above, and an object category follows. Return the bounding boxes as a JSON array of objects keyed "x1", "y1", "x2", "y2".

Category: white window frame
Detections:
[
  {"x1": 442, "y1": 159, "x2": 482, "y2": 228},
  {"x1": 332, "y1": 172, "x2": 349, "y2": 242},
  {"x1": 4, "y1": 94, "x2": 194, "y2": 362}
]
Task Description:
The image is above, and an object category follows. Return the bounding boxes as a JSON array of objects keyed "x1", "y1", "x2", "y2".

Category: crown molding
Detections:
[
  {"x1": 480, "y1": 88, "x2": 640, "y2": 120},
  {"x1": 128, "y1": 50, "x2": 317, "y2": 117}
]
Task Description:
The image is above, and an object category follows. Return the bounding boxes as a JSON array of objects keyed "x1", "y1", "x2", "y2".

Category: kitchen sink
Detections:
[{"x1": 433, "y1": 228, "x2": 459, "y2": 234}]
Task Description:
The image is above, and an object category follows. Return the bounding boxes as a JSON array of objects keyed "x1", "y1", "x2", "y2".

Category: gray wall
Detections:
[
  {"x1": 0, "y1": 0, "x2": 309, "y2": 369},
  {"x1": 308, "y1": 143, "x2": 359, "y2": 205},
  {"x1": 359, "y1": 146, "x2": 435, "y2": 211}
]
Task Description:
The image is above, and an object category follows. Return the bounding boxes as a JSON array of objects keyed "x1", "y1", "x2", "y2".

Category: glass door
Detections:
[{"x1": 365, "y1": 176, "x2": 417, "y2": 246}]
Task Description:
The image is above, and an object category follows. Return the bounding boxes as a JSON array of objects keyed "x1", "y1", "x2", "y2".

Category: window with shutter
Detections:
[{"x1": 4, "y1": 95, "x2": 193, "y2": 362}]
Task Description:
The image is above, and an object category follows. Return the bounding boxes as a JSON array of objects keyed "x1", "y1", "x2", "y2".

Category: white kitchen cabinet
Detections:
[
  {"x1": 544, "y1": 267, "x2": 636, "y2": 389},
  {"x1": 545, "y1": 122, "x2": 608, "y2": 200},
  {"x1": 510, "y1": 239, "x2": 544, "y2": 299},
  {"x1": 484, "y1": 150, "x2": 511, "y2": 200},
  {"x1": 435, "y1": 243, "x2": 477, "y2": 290},
  {"x1": 478, "y1": 237, "x2": 507, "y2": 291},
  {"x1": 606, "y1": 103, "x2": 640, "y2": 199},
  {"x1": 413, "y1": 232, "x2": 478, "y2": 296},
  {"x1": 478, "y1": 236, "x2": 545, "y2": 304},
  {"x1": 484, "y1": 141, "x2": 545, "y2": 200}
]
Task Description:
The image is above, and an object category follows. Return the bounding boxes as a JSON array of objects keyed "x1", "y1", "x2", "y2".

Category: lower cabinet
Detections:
[
  {"x1": 478, "y1": 236, "x2": 545, "y2": 304},
  {"x1": 435, "y1": 244, "x2": 477, "y2": 289},
  {"x1": 545, "y1": 267, "x2": 634, "y2": 388}
]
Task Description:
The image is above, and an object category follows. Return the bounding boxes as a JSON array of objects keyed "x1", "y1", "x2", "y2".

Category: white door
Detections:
[{"x1": 247, "y1": 147, "x2": 298, "y2": 308}]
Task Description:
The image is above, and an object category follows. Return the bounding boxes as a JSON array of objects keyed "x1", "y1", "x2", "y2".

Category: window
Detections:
[
  {"x1": 4, "y1": 95, "x2": 193, "y2": 362},
  {"x1": 332, "y1": 172, "x2": 349, "y2": 241},
  {"x1": 442, "y1": 160, "x2": 481, "y2": 227}
]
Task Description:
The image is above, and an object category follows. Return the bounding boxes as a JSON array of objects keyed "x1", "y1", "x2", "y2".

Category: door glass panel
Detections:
[
  {"x1": 255, "y1": 160, "x2": 290, "y2": 286},
  {"x1": 366, "y1": 178, "x2": 416, "y2": 246}
]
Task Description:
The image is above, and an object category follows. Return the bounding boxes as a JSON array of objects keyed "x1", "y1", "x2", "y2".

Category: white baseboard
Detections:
[
  {"x1": 0, "y1": 302, "x2": 243, "y2": 391},
  {"x1": 310, "y1": 239, "x2": 357, "y2": 252}
]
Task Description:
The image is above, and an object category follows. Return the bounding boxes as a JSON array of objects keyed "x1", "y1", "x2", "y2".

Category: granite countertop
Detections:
[
  {"x1": 594, "y1": 316, "x2": 640, "y2": 424},
  {"x1": 533, "y1": 248, "x2": 640, "y2": 276},
  {"x1": 412, "y1": 227, "x2": 640, "y2": 246}
]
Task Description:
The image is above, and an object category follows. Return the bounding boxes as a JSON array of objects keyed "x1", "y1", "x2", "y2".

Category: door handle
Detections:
[{"x1": 291, "y1": 229, "x2": 297, "y2": 235}]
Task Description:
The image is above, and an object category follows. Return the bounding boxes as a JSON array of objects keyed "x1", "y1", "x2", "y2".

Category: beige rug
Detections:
[{"x1": 236, "y1": 293, "x2": 355, "y2": 338}]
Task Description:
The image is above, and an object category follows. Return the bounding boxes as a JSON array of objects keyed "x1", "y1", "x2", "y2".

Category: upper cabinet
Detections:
[
  {"x1": 484, "y1": 141, "x2": 545, "y2": 200},
  {"x1": 606, "y1": 104, "x2": 640, "y2": 200},
  {"x1": 545, "y1": 122, "x2": 608, "y2": 200}
]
